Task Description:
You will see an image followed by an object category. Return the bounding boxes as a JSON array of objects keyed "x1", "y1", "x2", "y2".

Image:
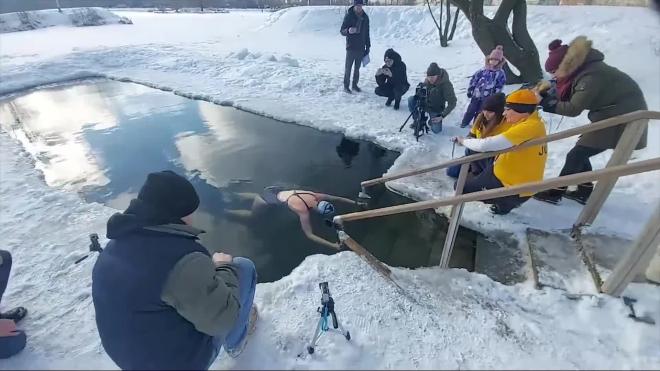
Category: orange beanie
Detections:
[
  {"x1": 505, "y1": 89, "x2": 539, "y2": 113},
  {"x1": 506, "y1": 89, "x2": 539, "y2": 105}
]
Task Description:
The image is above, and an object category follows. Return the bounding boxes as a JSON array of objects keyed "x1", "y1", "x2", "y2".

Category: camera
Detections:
[
  {"x1": 415, "y1": 82, "x2": 428, "y2": 103},
  {"x1": 319, "y1": 282, "x2": 331, "y2": 304}
]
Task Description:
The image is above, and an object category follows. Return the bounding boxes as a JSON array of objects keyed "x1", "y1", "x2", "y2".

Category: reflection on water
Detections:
[{"x1": 0, "y1": 80, "x2": 477, "y2": 282}]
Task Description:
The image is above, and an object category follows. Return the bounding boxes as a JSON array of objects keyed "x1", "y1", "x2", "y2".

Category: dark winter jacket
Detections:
[
  {"x1": 425, "y1": 68, "x2": 457, "y2": 118},
  {"x1": 554, "y1": 36, "x2": 647, "y2": 150},
  {"x1": 92, "y1": 199, "x2": 240, "y2": 370},
  {"x1": 376, "y1": 49, "x2": 410, "y2": 95},
  {"x1": 339, "y1": 6, "x2": 370, "y2": 53}
]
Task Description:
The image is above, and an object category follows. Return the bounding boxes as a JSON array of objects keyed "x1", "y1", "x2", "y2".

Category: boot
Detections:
[
  {"x1": 0, "y1": 307, "x2": 27, "y2": 323},
  {"x1": 343, "y1": 86, "x2": 352, "y2": 94},
  {"x1": 385, "y1": 97, "x2": 393, "y2": 106},
  {"x1": 564, "y1": 184, "x2": 593, "y2": 205},
  {"x1": 393, "y1": 97, "x2": 401, "y2": 110},
  {"x1": 533, "y1": 187, "x2": 566, "y2": 205},
  {"x1": 352, "y1": 84, "x2": 362, "y2": 93}
]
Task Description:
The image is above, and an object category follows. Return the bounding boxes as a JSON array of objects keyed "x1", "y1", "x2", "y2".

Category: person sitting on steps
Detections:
[
  {"x1": 374, "y1": 48, "x2": 409, "y2": 110},
  {"x1": 447, "y1": 93, "x2": 510, "y2": 178},
  {"x1": 226, "y1": 187, "x2": 359, "y2": 250},
  {"x1": 452, "y1": 89, "x2": 548, "y2": 215}
]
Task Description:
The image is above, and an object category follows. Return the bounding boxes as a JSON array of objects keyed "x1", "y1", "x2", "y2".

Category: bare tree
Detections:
[
  {"x1": 451, "y1": 0, "x2": 543, "y2": 84},
  {"x1": 426, "y1": 0, "x2": 460, "y2": 47},
  {"x1": 55, "y1": 0, "x2": 62, "y2": 12}
]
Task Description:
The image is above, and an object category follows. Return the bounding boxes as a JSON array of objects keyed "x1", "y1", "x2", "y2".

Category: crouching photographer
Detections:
[{"x1": 407, "y1": 62, "x2": 457, "y2": 134}]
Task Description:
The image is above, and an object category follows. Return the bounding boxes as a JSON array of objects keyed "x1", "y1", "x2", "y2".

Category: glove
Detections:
[
  {"x1": 467, "y1": 90, "x2": 473, "y2": 99},
  {"x1": 540, "y1": 94, "x2": 558, "y2": 113},
  {"x1": 364, "y1": 48, "x2": 370, "y2": 57}
]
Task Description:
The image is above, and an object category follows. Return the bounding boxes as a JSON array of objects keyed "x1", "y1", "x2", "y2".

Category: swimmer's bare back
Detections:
[{"x1": 276, "y1": 190, "x2": 323, "y2": 214}]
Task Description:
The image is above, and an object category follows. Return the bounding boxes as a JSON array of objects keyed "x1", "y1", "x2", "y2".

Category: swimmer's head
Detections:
[{"x1": 316, "y1": 201, "x2": 335, "y2": 216}]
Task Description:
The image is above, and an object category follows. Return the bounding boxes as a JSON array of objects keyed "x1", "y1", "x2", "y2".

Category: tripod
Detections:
[{"x1": 306, "y1": 282, "x2": 351, "y2": 354}]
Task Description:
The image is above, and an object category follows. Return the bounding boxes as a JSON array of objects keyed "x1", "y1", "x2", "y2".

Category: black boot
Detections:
[
  {"x1": 352, "y1": 85, "x2": 362, "y2": 93},
  {"x1": 393, "y1": 98, "x2": 401, "y2": 110},
  {"x1": 533, "y1": 187, "x2": 566, "y2": 205},
  {"x1": 385, "y1": 97, "x2": 393, "y2": 106},
  {"x1": 564, "y1": 184, "x2": 593, "y2": 205},
  {"x1": 344, "y1": 86, "x2": 352, "y2": 94}
]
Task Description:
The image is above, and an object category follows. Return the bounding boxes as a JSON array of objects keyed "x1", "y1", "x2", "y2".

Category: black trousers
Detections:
[
  {"x1": 461, "y1": 165, "x2": 530, "y2": 213},
  {"x1": 343, "y1": 50, "x2": 363, "y2": 88},
  {"x1": 0, "y1": 250, "x2": 11, "y2": 304},
  {"x1": 374, "y1": 83, "x2": 409, "y2": 100},
  {"x1": 559, "y1": 145, "x2": 606, "y2": 188}
]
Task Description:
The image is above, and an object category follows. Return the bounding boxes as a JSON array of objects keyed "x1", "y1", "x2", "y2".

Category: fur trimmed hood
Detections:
[{"x1": 555, "y1": 36, "x2": 604, "y2": 79}]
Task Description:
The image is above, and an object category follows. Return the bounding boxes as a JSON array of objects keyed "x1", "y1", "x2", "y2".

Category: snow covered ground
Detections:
[
  {"x1": 0, "y1": 8, "x2": 132, "y2": 34},
  {"x1": 1, "y1": 5, "x2": 659, "y2": 369}
]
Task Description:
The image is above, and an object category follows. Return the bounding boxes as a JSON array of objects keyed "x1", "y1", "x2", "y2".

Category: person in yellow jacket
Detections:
[{"x1": 452, "y1": 89, "x2": 548, "y2": 214}]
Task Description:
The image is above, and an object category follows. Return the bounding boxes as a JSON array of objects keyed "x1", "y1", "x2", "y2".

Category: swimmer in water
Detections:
[{"x1": 226, "y1": 187, "x2": 359, "y2": 250}]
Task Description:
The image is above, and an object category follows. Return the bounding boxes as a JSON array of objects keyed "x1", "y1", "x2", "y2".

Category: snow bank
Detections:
[
  {"x1": 1, "y1": 131, "x2": 659, "y2": 370},
  {"x1": 0, "y1": 8, "x2": 132, "y2": 34},
  {"x1": 259, "y1": 5, "x2": 473, "y2": 45}
]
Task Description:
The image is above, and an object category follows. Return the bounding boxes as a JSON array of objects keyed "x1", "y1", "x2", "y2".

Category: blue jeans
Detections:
[
  {"x1": 208, "y1": 257, "x2": 257, "y2": 367},
  {"x1": 407, "y1": 96, "x2": 442, "y2": 133}
]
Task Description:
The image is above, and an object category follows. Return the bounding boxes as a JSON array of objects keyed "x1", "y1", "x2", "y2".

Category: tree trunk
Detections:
[{"x1": 451, "y1": 0, "x2": 543, "y2": 84}]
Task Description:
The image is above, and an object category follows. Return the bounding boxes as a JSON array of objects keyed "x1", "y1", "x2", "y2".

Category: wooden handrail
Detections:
[
  {"x1": 361, "y1": 110, "x2": 660, "y2": 188},
  {"x1": 336, "y1": 157, "x2": 660, "y2": 223}
]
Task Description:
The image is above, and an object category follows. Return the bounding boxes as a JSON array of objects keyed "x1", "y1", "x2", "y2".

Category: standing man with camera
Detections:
[
  {"x1": 340, "y1": 0, "x2": 370, "y2": 94},
  {"x1": 407, "y1": 62, "x2": 457, "y2": 133}
]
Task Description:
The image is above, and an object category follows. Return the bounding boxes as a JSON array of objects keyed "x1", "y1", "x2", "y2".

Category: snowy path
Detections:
[{"x1": 1, "y1": 6, "x2": 659, "y2": 369}]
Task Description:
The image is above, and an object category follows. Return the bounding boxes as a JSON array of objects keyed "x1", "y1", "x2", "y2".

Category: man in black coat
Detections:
[
  {"x1": 374, "y1": 48, "x2": 409, "y2": 110},
  {"x1": 340, "y1": 0, "x2": 370, "y2": 94}
]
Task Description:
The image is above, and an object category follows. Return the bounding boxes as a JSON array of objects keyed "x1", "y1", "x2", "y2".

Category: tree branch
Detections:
[
  {"x1": 448, "y1": 5, "x2": 460, "y2": 40},
  {"x1": 450, "y1": 0, "x2": 471, "y2": 21},
  {"x1": 493, "y1": 0, "x2": 516, "y2": 24},
  {"x1": 426, "y1": 0, "x2": 442, "y2": 31}
]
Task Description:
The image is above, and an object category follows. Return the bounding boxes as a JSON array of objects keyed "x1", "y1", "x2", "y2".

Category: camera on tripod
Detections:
[{"x1": 399, "y1": 82, "x2": 430, "y2": 141}]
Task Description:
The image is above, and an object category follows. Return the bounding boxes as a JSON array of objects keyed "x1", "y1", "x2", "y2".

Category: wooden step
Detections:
[{"x1": 526, "y1": 228, "x2": 597, "y2": 294}]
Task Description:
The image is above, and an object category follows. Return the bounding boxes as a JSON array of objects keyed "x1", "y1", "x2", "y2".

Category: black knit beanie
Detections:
[
  {"x1": 427, "y1": 62, "x2": 442, "y2": 76},
  {"x1": 137, "y1": 170, "x2": 200, "y2": 220},
  {"x1": 481, "y1": 93, "x2": 506, "y2": 116}
]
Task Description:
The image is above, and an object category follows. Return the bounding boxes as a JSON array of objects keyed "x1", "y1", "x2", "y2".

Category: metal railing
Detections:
[{"x1": 333, "y1": 110, "x2": 660, "y2": 296}]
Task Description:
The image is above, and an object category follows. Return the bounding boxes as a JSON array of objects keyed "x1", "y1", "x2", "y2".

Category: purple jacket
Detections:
[{"x1": 467, "y1": 68, "x2": 506, "y2": 99}]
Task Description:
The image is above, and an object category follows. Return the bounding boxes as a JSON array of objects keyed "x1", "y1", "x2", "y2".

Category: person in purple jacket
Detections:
[{"x1": 461, "y1": 45, "x2": 507, "y2": 128}]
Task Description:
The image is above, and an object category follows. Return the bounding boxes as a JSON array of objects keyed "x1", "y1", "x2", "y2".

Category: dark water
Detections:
[{"x1": 0, "y1": 79, "x2": 477, "y2": 282}]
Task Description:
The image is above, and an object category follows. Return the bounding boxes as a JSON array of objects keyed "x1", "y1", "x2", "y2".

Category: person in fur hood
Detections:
[
  {"x1": 534, "y1": 36, "x2": 648, "y2": 205},
  {"x1": 374, "y1": 48, "x2": 410, "y2": 110},
  {"x1": 461, "y1": 45, "x2": 507, "y2": 128}
]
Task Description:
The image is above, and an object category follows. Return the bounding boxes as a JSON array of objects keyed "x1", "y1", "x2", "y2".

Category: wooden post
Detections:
[
  {"x1": 439, "y1": 163, "x2": 468, "y2": 268},
  {"x1": 601, "y1": 204, "x2": 660, "y2": 296},
  {"x1": 575, "y1": 119, "x2": 648, "y2": 228}
]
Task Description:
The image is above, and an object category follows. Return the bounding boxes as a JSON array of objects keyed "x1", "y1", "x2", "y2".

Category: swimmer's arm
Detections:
[
  {"x1": 319, "y1": 194, "x2": 356, "y2": 206},
  {"x1": 298, "y1": 213, "x2": 340, "y2": 250}
]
